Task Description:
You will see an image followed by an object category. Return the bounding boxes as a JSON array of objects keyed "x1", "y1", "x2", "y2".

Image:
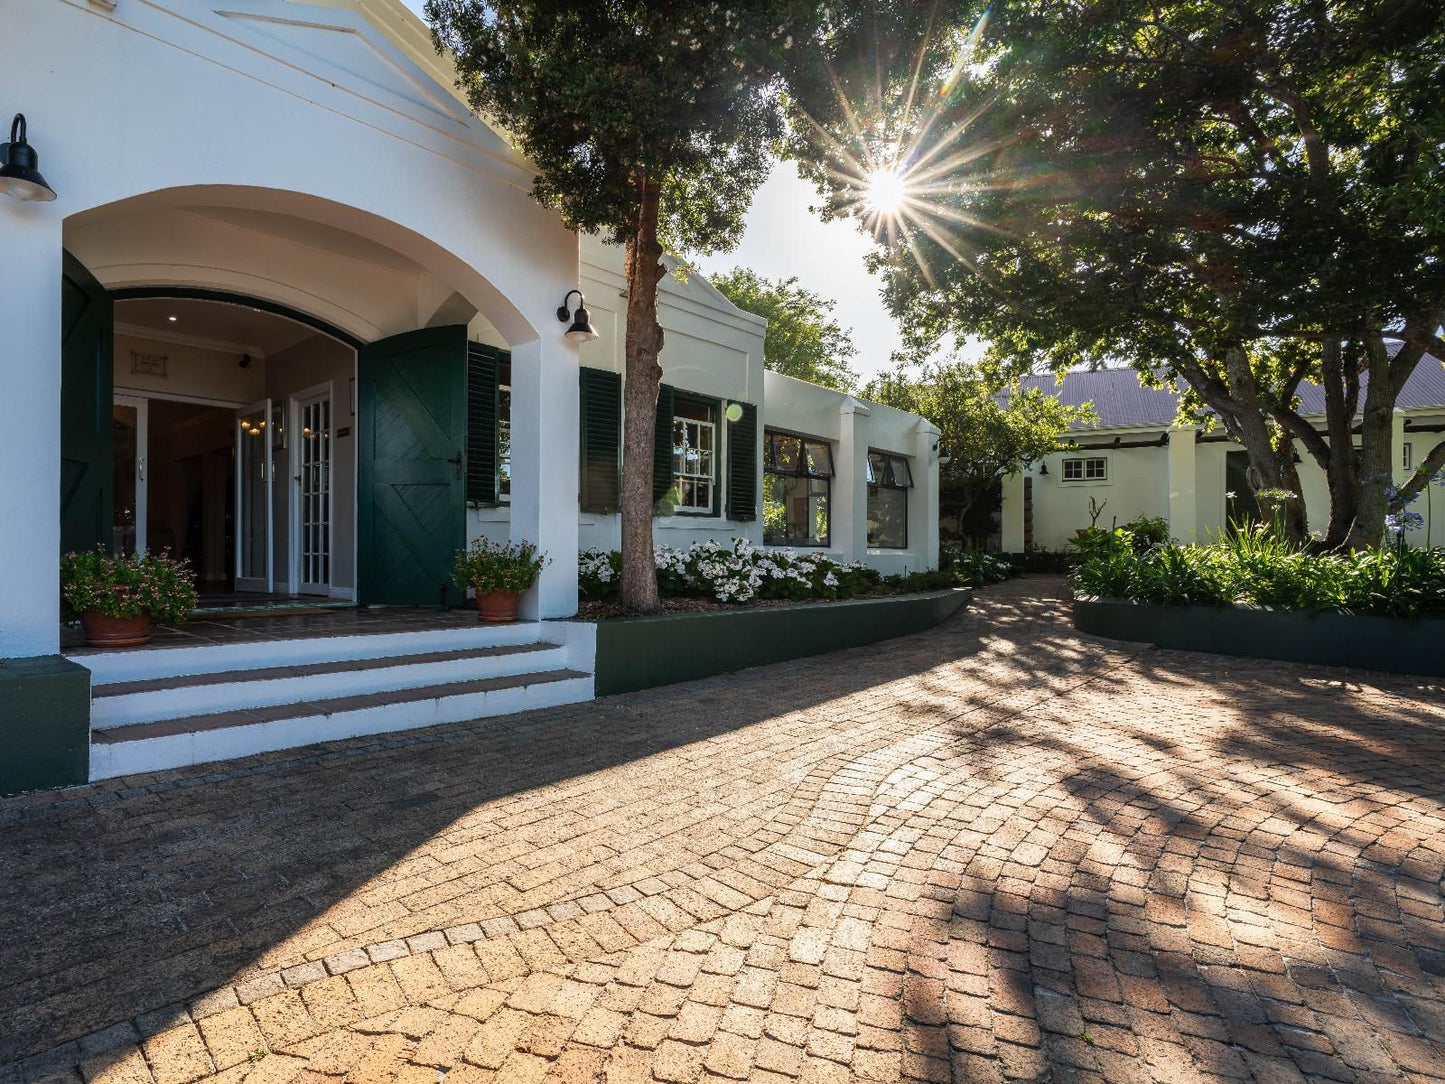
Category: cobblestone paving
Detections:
[{"x1": 4, "y1": 575, "x2": 1445, "y2": 1084}]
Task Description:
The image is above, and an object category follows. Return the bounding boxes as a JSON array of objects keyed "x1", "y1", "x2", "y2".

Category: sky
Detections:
[{"x1": 396, "y1": 0, "x2": 913, "y2": 383}]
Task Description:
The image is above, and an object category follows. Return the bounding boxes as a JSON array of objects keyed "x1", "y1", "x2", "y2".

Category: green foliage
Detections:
[
  {"x1": 453, "y1": 538, "x2": 548, "y2": 595},
  {"x1": 1071, "y1": 528, "x2": 1445, "y2": 617},
  {"x1": 710, "y1": 269, "x2": 859, "y2": 390},
  {"x1": 427, "y1": 0, "x2": 807, "y2": 255},
  {"x1": 865, "y1": 363, "x2": 1090, "y2": 521},
  {"x1": 1122, "y1": 515, "x2": 1170, "y2": 553},
  {"x1": 785, "y1": 0, "x2": 1445, "y2": 548},
  {"x1": 939, "y1": 543, "x2": 1016, "y2": 587},
  {"x1": 60, "y1": 548, "x2": 197, "y2": 626}
]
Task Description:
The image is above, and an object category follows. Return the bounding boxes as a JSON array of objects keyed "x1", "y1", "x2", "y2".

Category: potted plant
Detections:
[
  {"x1": 453, "y1": 538, "x2": 548, "y2": 622},
  {"x1": 61, "y1": 548, "x2": 199, "y2": 647}
]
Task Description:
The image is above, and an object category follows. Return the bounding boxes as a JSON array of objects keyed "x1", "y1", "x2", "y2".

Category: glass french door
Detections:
[
  {"x1": 294, "y1": 389, "x2": 332, "y2": 594},
  {"x1": 235, "y1": 399, "x2": 274, "y2": 592},
  {"x1": 112, "y1": 395, "x2": 148, "y2": 556}
]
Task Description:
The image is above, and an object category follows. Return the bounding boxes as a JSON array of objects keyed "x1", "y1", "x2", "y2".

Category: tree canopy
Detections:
[
  {"x1": 710, "y1": 268, "x2": 859, "y2": 390},
  {"x1": 785, "y1": 0, "x2": 1445, "y2": 548},
  {"x1": 428, "y1": 0, "x2": 816, "y2": 609},
  {"x1": 866, "y1": 362, "x2": 1092, "y2": 531}
]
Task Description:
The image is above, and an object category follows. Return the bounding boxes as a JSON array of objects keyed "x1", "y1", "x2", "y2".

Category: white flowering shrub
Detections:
[{"x1": 578, "y1": 539, "x2": 879, "y2": 603}]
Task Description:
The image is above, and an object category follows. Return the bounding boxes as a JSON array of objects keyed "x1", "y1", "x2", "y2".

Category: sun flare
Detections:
[{"x1": 865, "y1": 168, "x2": 908, "y2": 216}]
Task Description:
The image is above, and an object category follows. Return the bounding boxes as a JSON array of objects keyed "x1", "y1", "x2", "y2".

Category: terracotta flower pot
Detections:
[
  {"x1": 475, "y1": 590, "x2": 522, "y2": 623},
  {"x1": 80, "y1": 612, "x2": 152, "y2": 647}
]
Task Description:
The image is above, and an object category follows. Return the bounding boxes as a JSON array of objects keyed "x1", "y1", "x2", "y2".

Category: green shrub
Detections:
[
  {"x1": 1122, "y1": 515, "x2": 1170, "y2": 552},
  {"x1": 1069, "y1": 525, "x2": 1445, "y2": 618},
  {"x1": 1002, "y1": 550, "x2": 1079, "y2": 574}
]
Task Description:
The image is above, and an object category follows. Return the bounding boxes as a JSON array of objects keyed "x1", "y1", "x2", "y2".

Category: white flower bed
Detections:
[{"x1": 579, "y1": 538, "x2": 877, "y2": 603}]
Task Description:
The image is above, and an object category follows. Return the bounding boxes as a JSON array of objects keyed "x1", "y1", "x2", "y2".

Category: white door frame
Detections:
[
  {"x1": 235, "y1": 397, "x2": 274, "y2": 592},
  {"x1": 113, "y1": 394, "x2": 149, "y2": 555},
  {"x1": 288, "y1": 381, "x2": 334, "y2": 596}
]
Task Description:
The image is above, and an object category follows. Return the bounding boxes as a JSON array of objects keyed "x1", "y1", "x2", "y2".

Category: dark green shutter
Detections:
[
  {"x1": 652, "y1": 382, "x2": 675, "y2": 508},
  {"x1": 60, "y1": 253, "x2": 114, "y2": 555},
  {"x1": 579, "y1": 367, "x2": 621, "y2": 513},
  {"x1": 466, "y1": 343, "x2": 501, "y2": 505},
  {"x1": 727, "y1": 402, "x2": 758, "y2": 521}
]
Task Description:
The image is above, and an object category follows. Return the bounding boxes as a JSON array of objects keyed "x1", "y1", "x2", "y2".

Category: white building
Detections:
[
  {"x1": 1, "y1": 0, "x2": 938, "y2": 788},
  {"x1": 1001, "y1": 364, "x2": 1445, "y2": 551}
]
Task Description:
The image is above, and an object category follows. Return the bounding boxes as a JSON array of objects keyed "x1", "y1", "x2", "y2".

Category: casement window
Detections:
[
  {"x1": 497, "y1": 365, "x2": 512, "y2": 503},
  {"x1": 466, "y1": 343, "x2": 509, "y2": 506},
  {"x1": 671, "y1": 396, "x2": 719, "y2": 514},
  {"x1": 866, "y1": 450, "x2": 912, "y2": 549},
  {"x1": 763, "y1": 429, "x2": 833, "y2": 546},
  {"x1": 1403, "y1": 443, "x2": 1413, "y2": 470},
  {"x1": 1061, "y1": 456, "x2": 1107, "y2": 482},
  {"x1": 577, "y1": 373, "x2": 757, "y2": 521}
]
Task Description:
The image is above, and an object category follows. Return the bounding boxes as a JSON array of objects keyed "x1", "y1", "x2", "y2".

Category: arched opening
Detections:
[{"x1": 59, "y1": 185, "x2": 533, "y2": 613}]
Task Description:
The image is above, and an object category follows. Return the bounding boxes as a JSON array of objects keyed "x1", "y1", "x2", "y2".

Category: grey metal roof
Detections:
[{"x1": 1018, "y1": 350, "x2": 1445, "y2": 430}]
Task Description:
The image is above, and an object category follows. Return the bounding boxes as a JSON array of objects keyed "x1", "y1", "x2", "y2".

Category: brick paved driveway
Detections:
[{"x1": 4, "y1": 575, "x2": 1445, "y2": 1084}]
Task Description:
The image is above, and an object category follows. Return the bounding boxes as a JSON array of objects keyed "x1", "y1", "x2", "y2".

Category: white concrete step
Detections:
[
  {"x1": 90, "y1": 668, "x2": 595, "y2": 781},
  {"x1": 75, "y1": 621, "x2": 546, "y2": 685},
  {"x1": 89, "y1": 641, "x2": 570, "y2": 728}
]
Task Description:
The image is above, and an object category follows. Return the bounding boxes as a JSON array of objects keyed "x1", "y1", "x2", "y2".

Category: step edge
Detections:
[{"x1": 94, "y1": 668, "x2": 593, "y2": 743}]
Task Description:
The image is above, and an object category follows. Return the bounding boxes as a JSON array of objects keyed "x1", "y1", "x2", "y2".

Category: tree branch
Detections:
[{"x1": 1391, "y1": 438, "x2": 1445, "y2": 509}]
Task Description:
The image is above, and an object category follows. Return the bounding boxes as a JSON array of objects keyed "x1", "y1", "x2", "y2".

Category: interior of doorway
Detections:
[{"x1": 111, "y1": 296, "x2": 358, "y2": 604}]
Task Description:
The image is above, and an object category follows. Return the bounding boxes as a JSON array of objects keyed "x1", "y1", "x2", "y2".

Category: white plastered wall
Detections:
[
  {"x1": 1, "y1": 0, "x2": 584, "y2": 656},
  {"x1": 1002, "y1": 410, "x2": 1445, "y2": 551}
]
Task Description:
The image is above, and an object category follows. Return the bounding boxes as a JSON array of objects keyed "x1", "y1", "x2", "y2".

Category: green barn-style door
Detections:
[
  {"x1": 60, "y1": 252, "x2": 114, "y2": 556},
  {"x1": 357, "y1": 325, "x2": 468, "y2": 606}
]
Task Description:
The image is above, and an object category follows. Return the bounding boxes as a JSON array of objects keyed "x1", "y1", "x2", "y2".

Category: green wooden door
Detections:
[
  {"x1": 60, "y1": 252, "x2": 114, "y2": 556},
  {"x1": 357, "y1": 326, "x2": 469, "y2": 606}
]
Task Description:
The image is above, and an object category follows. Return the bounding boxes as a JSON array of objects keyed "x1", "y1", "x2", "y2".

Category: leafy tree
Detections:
[
  {"x1": 785, "y1": 0, "x2": 1445, "y2": 548},
  {"x1": 710, "y1": 269, "x2": 859, "y2": 390},
  {"x1": 866, "y1": 362, "x2": 1091, "y2": 531},
  {"x1": 428, "y1": 0, "x2": 812, "y2": 610}
]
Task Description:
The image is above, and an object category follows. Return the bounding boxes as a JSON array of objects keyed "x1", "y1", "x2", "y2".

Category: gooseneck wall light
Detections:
[
  {"x1": 0, "y1": 114, "x2": 57, "y2": 202},
  {"x1": 556, "y1": 290, "x2": 600, "y2": 344}
]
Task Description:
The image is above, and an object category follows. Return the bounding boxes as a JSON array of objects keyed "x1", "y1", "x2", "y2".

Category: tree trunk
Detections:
[
  {"x1": 618, "y1": 178, "x2": 667, "y2": 612},
  {"x1": 1221, "y1": 347, "x2": 1308, "y2": 544},
  {"x1": 1316, "y1": 339, "x2": 1359, "y2": 549},
  {"x1": 1345, "y1": 333, "x2": 1409, "y2": 550}
]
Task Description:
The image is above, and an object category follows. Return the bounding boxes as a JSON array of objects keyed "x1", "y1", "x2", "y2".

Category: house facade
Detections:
[
  {"x1": 2, "y1": 0, "x2": 938, "y2": 789},
  {"x1": 1001, "y1": 364, "x2": 1445, "y2": 550}
]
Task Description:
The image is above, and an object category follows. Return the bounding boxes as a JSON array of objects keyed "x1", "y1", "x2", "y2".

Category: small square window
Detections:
[{"x1": 1062, "y1": 456, "x2": 1107, "y2": 482}]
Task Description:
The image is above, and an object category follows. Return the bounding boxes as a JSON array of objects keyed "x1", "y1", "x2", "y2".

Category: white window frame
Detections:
[
  {"x1": 1062, "y1": 455, "x2": 1108, "y2": 482},
  {"x1": 672, "y1": 410, "x2": 717, "y2": 514},
  {"x1": 497, "y1": 380, "x2": 512, "y2": 504}
]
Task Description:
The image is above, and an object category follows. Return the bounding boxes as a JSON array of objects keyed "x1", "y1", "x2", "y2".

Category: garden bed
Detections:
[
  {"x1": 1074, "y1": 596, "x2": 1445, "y2": 678},
  {"x1": 592, "y1": 588, "x2": 972, "y2": 695}
]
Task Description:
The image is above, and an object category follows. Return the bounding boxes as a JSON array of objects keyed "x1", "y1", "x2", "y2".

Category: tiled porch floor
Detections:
[{"x1": 62, "y1": 605, "x2": 486, "y2": 654}]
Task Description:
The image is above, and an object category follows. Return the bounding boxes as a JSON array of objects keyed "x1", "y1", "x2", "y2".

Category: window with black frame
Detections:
[
  {"x1": 867, "y1": 450, "x2": 912, "y2": 549},
  {"x1": 763, "y1": 429, "x2": 833, "y2": 546}
]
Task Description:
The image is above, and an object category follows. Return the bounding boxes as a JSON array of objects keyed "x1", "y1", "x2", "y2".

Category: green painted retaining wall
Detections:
[
  {"x1": 0, "y1": 655, "x2": 92, "y2": 795},
  {"x1": 1074, "y1": 597, "x2": 1445, "y2": 678},
  {"x1": 593, "y1": 589, "x2": 972, "y2": 696}
]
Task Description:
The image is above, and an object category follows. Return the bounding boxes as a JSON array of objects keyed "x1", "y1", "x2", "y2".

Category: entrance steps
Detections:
[{"x1": 80, "y1": 622, "x2": 595, "y2": 781}]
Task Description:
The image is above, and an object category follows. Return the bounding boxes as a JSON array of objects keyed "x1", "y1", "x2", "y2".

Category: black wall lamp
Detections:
[
  {"x1": 557, "y1": 289, "x2": 599, "y2": 343},
  {"x1": 0, "y1": 114, "x2": 57, "y2": 202}
]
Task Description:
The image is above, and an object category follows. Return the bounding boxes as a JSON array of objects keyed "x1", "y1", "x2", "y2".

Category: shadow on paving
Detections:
[
  {"x1": 3, "y1": 573, "x2": 1444, "y2": 1082},
  {"x1": 895, "y1": 624, "x2": 1445, "y2": 1079},
  {"x1": 0, "y1": 577, "x2": 1122, "y2": 1062}
]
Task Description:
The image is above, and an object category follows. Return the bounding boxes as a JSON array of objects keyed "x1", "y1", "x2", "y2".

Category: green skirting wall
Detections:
[
  {"x1": 1074, "y1": 597, "x2": 1445, "y2": 678},
  {"x1": 593, "y1": 589, "x2": 972, "y2": 696},
  {"x1": 0, "y1": 655, "x2": 92, "y2": 795}
]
